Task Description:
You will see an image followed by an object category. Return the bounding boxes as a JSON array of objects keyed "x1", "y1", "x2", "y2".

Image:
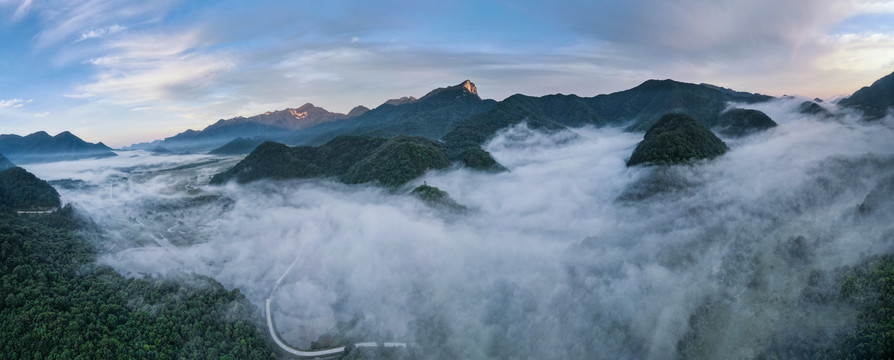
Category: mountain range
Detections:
[
  {"x1": 0, "y1": 131, "x2": 116, "y2": 164},
  {"x1": 130, "y1": 71, "x2": 894, "y2": 158},
  {"x1": 5, "y1": 71, "x2": 890, "y2": 166},
  {"x1": 130, "y1": 103, "x2": 364, "y2": 151}
]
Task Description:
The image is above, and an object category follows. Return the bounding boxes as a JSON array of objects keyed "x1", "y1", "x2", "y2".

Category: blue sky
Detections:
[{"x1": 1, "y1": 0, "x2": 893, "y2": 147}]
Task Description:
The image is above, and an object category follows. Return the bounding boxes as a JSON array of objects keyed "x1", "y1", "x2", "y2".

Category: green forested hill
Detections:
[
  {"x1": 715, "y1": 108, "x2": 777, "y2": 137},
  {"x1": 0, "y1": 167, "x2": 61, "y2": 210},
  {"x1": 0, "y1": 206, "x2": 275, "y2": 359},
  {"x1": 626, "y1": 113, "x2": 729, "y2": 167},
  {"x1": 211, "y1": 135, "x2": 499, "y2": 187}
]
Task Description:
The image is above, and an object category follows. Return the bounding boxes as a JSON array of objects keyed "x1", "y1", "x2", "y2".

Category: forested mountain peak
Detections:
[{"x1": 627, "y1": 112, "x2": 729, "y2": 166}]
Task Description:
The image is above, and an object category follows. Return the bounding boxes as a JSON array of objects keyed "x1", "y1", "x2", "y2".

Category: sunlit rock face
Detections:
[{"x1": 461, "y1": 80, "x2": 478, "y2": 96}]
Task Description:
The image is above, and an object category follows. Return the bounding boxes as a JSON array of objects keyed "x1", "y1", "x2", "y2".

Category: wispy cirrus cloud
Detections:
[
  {"x1": 24, "y1": 0, "x2": 177, "y2": 49},
  {"x1": 0, "y1": 0, "x2": 33, "y2": 22},
  {"x1": 76, "y1": 24, "x2": 126, "y2": 42},
  {"x1": 0, "y1": 98, "x2": 32, "y2": 108},
  {"x1": 71, "y1": 29, "x2": 235, "y2": 106}
]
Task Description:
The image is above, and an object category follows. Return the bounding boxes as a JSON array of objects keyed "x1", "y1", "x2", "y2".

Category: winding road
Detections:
[
  {"x1": 265, "y1": 254, "x2": 407, "y2": 358},
  {"x1": 133, "y1": 198, "x2": 407, "y2": 358}
]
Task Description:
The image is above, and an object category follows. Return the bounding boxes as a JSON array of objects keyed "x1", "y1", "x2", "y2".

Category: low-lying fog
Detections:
[{"x1": 24, "y1": 98, "x2": 894, "y2": 359}]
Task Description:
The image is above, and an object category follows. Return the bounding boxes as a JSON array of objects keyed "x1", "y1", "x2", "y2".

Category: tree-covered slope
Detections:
[
  {"x1": 341, "y1": 136, "x2": 451, "y2": 187},
  {"x1": 0, "y1": 153, "x2": 14, "y2": 171},
  {"x1": 715, "y1": 108, "x2": 777, "y2": 137},
  {"x1": 0, "y1": 193, "x2": 274, "y2": 359},
  {"x1": 799, "y1": 101, "x2": 834, "y2": 117},
  {"x1": 0, "y1": 167, "x2": 61, "y2": 210},
  {"x1": 208, "y1": 137, "x2": 268, "y2": 155},
  {"x1": 839, "y1": 70, "x2": 894, "y2": 120},
  {"x1": 441, "y1": 94, "x2": 581, "y2": 151},
  {"x1": 411, "y1": 184, "x2": 466, "y2": 212},
  {"x1": 626, "y1": 113, "x2": 729, "y2": 167},
  {"x1": 211, "y1": 135, "x2": 490, "y2": 187}
]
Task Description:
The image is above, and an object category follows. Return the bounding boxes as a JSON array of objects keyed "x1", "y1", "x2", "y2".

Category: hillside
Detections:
[
  {"x1": 443, "y1": 79, "x2": 771, "y2": 150},
  {"x1": 211, "y1": 135, "x2": 497, "y2": 187},
  {"x1": 0, "y1": 208, "x2": 274, "y2": 359},
  {"x1": 839, "y1": 70, "x2": 894, "y2": 119},
  {"x1": 715, "y1": 108, "x2": 777, "y2": 137},
  {"x1": 799, "y1": 101, "x2": 834, "y2": 117},
  {"x1": 208, "y1": 137, "x2": 268, "y2": 155},
  {"x1": 0, "y1": 131, "x2": 116, "y2": 164},
  {"x1": 411, "y1": 184, "x2": 466, "y2": 212},
  {"x1": 0, "y1": 167, "x2": 60, "y2": 211},
  {"x1": 0, "y1": 153, "x2": 14, "y2": 171},
  {"x1": 341, "y1": 136, "x2": 451, "y2": 187},
  {"x1": 626, "y1": 113, "x2": 729, "y2": 166}
]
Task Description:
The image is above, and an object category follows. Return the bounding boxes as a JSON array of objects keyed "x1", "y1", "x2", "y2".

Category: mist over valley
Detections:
[{"x1": 7, "y1": 77, "x2": 894, "y2": 358}]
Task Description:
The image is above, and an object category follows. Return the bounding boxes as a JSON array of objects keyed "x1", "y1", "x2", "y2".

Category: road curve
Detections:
[{"x1": 265, "y1": 257, "x2": 407, "y2": 358}]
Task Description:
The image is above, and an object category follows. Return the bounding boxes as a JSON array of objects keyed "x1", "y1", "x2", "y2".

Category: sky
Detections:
[{"x1": 1, "y1": 0, "x2": 894, "y2": 147}]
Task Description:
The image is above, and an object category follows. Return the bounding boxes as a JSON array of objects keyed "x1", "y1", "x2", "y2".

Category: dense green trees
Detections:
[
  {"x1": 0, "y1": 167, "x2": 61, "y2": 210},
  {"x1": 838, "y1": 70, "x2": 894, "y2": 120},
  {"x1": 715, "y1": 108, "x2": 777, "y2": 137},
  {"x1": 0, "y1": 153, "x2": 13, "y2": 171},
  {"x1": 837, "y1": 255, "x2": 894, "y2": 359},
  {"x1": 342, "y1": 136, "x2": 451, "y2": 187},
  {"x1": 0, "y1": 207, "x2": 275, "y2": 359},
  {"x1": 410, "y1": 185, "x2": 466, "y2": 212},
  {"x1": 211, "y1": 135, "x2": 498, "y2": 187},
  {"x1": 626, "y1": 113, "x2": 729, "y2": 167}
]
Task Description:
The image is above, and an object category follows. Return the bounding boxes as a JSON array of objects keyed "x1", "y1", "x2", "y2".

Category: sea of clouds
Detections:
[{"x1": 23, "y1": 98, "x2": 894, "y2": 359}]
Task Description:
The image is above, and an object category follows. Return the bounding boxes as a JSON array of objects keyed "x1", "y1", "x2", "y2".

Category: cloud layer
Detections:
[{"x1": 23, "y1": 101, "x2": 894, "y2": 358}]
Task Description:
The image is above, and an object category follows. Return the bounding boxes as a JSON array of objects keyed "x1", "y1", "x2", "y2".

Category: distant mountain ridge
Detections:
[
  {"x1": 838, "y1": 70, "x2": 894, "y2": 119},
  {"x1": 149, "y1": 103, "x2": 353, "y2": 151},
  {"x1": 129, "y1": 71, "x2": 894, "y2": 156},
  {"x1": 0, "y1": 131, "x2": 115, "y2": 164},
  {"x1": 127, "y1": 78, "x2": 779, "y2": 155},
  {"x1": 442, "y1": 79, "x2": 772, "y2": 151},
  {"x1": 213, "y1": 103, "x2": 347, "y2": 130},
  {"x1": 286, "y1": 80, "x2": 496, "y2": 145}
]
